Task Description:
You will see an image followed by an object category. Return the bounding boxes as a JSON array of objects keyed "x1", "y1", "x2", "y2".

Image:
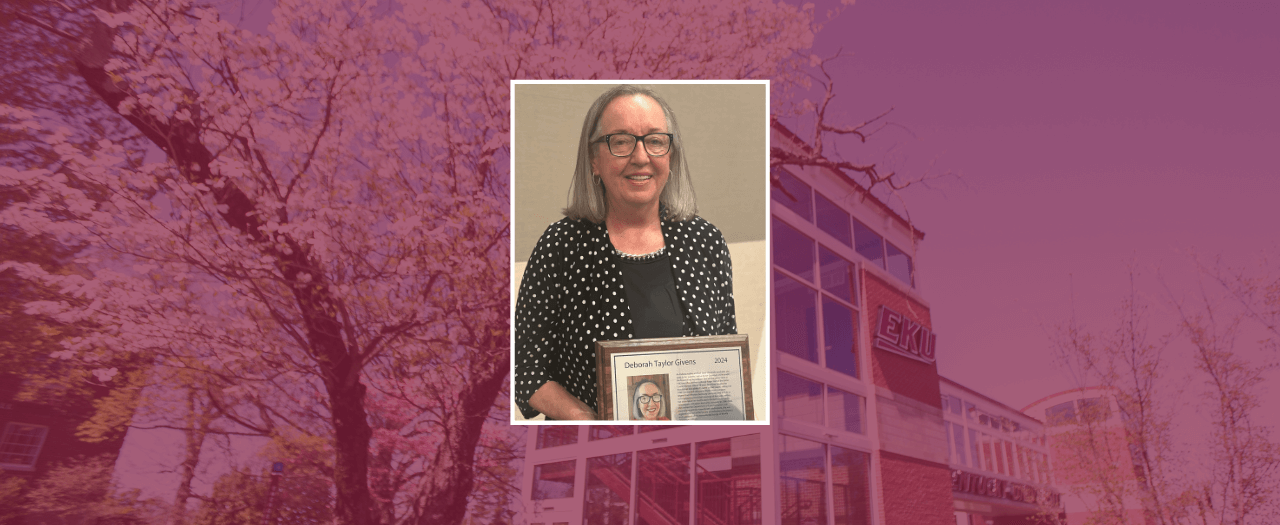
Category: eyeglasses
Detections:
[
  {"x1": 638, "y1": 394, "x2": 663, "y2": 404},
  {"x1": 596, "y1": 133, "x2": 673, "y2": 157}
]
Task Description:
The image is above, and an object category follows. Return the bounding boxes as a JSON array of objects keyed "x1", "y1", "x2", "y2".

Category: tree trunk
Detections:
[
  {"x1": 328, "y1": 378, "x2": 376, "y2": 525},
  {"x1": 73, "y1": 17, "x2": 380, "y2": 524},
  {"x1": 416, "y1": 347, "x2": 509, "y2": 524},
  {"x1": 171, "y1": 387, "x2": 207, "y2": 525}
]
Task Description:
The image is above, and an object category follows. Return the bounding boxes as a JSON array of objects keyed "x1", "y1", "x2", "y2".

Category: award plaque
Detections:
[{"x1": 595, "y1": 334, "x2": 753, "y2": 421}]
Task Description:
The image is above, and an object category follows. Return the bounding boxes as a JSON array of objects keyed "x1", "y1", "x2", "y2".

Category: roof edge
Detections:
[{"x1": 771, "y1": 119, "x2": 926, "y2": 242}]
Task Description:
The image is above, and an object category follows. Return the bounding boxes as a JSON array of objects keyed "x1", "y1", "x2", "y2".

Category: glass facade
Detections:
[
  {"x1": 538, "y1": 426, "x2": 580, "y2": 449},
  {"x1": 830, "y1": 446, "x2": 872, "y2": 525},
  {"x1": 773, "y1": 160, "x2": 876, "y2": 525},
  {"x1": 775, "y1": 166, "x2": 914, "y2": 289},
  {"x1": 521, "y1": 132, "x2": 960, "y2": 525},
  {"x1": 696, "y1": 435, "x2": 763, "y2": 525},
  {"x1": 584, "y1": 453, "x2": 632, "y2": 524},
  {"x1": 637, "y1": 445, "x2": 692, "y2": 525},
  {"x1": 532, "y1": 460, "x2": 577, "y2": 500},
  {"x1": 780, "y1": 435, "x2": 872, "y2": 525},
  {"x1": 780, "y1": 435, "x2": 827, "y2": 525},
  {"x1": 941, "y1": 382, "x2": 1053, "y2": 485}
]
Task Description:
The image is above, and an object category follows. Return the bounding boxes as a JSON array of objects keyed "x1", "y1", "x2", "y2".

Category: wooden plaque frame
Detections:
[{"x1": 594, "y1": 334, "x2": 753, "y2": 421}]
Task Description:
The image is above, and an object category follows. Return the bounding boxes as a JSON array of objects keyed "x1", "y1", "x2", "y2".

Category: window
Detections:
[
  {"x1": 830, "y1": 446, "x2": 872, "y2": 525},
  {"x1": 775, "y1": 272, "x2": 818, "y2": 363},
  {"x1": 637, "y1": 444, "x2": 691, "y2": 525},
  {"x1": 978, "y1": 432, "x2": 996, "y2": 473},
  {"x1": 1016, "y1": 445, "x2": 1031, "y2": 481},
  {"x1": 946, "y1": 421, "x2": 967, "y2": 467},
  {"x1": 772, "y1": 167, "x2": 812, "y2": 221},
  {"x1": 992, "y1": 437, "x2": 1006, "y2": 475},
  {"x1": 774, "y1": 218, "x2": 815, "y2": 281},
  {"x1": 0, "y1": 423, "x2": 48, "y2": 470},
  {"x1": 852, "y1": 220, "x2": 884, "y2": 269},
  {"x1": 774, "y1": 221, "x2": 861, "y2": 377},
  {"x1": 589, "y1": 425, "x2": 634, "y2": 441},
  {"x1": 885, "y1": 241, "x2": 913, "y2": 286},
  {"x1": 826, "y1": 387, "x2": 865, "y2": 435},
  {"x1": 822, "y1": 298, "x2": 858, "y2": 378},
  {"x1": 815, "y1": 193, "x2": 852, "y2": 246},
  {"x1": 536, "y1": 426, "x2": 578, "y2": 449},
  {"x1": 1046, "y1": 397, "x2": 1109, "y2": 426},
  {"x1": 583, "y1": 453, "x2": 631, "y2": 523},
  {"x1": 780, "y1": 435, "x2": 871, "y2": 525},
  {"x1": 639, "y1": 425, "x2": 685, "y2": 433},
  {"x1": 696, "y1": 434, "x2": 762, "y2": 525},
  {"x1": 532, "y1": 460, "x2": 576, "y2": 500},
  {"x1": 780, "y1": 436, "x2": 827, "y2": 525},
  {"x1": 772, "y1": 165, "x2": 913, "y2": 287},
  {"x1": 968, "y1": 428, "x2": 980, "y2": 471},
  {"x1": 777, "y1": 371, "x2": 823, "y2": 425},
  {"x1": 1002, "y1": 441, "x2": 1015, "y2": 477},
  {"x1": 1078, "y1": 397, "x2": 1111, "y2": 423},
  {"x1": 819, "y1": 247, "x2": 857, "y2": 304},
  {"x1": 852, "y1": 218, "x2": 914, "y2": 288},
  {"x1": 777, "y1": 371, "x2": 866, "y2": 435}
]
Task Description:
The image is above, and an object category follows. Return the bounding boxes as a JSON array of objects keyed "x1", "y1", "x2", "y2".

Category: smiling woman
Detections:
[
  {"x1": 511, "y1": 82, "x2": 769, "y2": 422},
  {"x1": 630, "y1": 377, "x2": 670, "y2": 421}
]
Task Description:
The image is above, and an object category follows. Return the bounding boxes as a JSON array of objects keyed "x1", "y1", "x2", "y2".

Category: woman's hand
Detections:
[{"x1": 529, "y1": 380, "x2": 597, "y2": 421}]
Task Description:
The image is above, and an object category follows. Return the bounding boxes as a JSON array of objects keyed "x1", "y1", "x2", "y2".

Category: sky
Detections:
[{"x1": 782, "y1": 0, "x2": 1280, "y2": 411}]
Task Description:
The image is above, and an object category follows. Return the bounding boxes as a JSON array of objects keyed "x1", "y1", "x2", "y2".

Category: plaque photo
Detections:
[{"x1": 595, "y1": 334, "x2": 754, "y2": 422}]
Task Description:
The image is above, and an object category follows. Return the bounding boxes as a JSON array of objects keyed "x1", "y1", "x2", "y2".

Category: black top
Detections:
[
  {"x1": 615, "y1": 252, "x2": 685, "y2": 339},
  {"x1": 513, "y1": 215, "x2": 736, "y2": 419}
]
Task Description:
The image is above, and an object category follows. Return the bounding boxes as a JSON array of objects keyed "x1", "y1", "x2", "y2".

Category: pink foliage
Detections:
[{"x1": 2, "y1": 0, "x2": 817, "y2": 522}]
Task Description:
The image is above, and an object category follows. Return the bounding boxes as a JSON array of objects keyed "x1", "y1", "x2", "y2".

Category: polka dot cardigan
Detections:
[{"x1": 514, "y1": 215, "x2": 737, "y2": 419}]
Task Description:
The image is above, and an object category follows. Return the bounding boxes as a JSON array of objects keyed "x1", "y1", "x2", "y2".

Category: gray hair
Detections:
[
  {"x1": 563, "y1": 85, "x2": 697, "y2": 222},
  {"x1": 631, "y1": 379, "x2": 667, "y2": 420}
]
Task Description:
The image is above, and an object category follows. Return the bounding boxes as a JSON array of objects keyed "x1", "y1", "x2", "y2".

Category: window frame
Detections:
[
  {"x1": 531, "y1": 459, "x2": 579, "y2": 501},
  {"x1": 772, "y1": 215, "x2": 863, "y2": 382},
  {"x1": 775, "y1": 368, "x2": 872, "y2": 449},
  {"x1": 778, "y1": 433, "x2": 874, "y2": 525},
  {"x1": 0, "y1": 422, "x2": 49, "y2": 471}
]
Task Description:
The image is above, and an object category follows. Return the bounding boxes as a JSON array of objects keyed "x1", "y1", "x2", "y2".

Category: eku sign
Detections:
[{"x1": 873, "y1": 305, "x2": 937, "y2": 363}]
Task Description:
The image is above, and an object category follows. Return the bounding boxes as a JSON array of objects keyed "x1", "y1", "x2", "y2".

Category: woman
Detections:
[
  {"x1": 631, "y1": 379, "x2": 669, "y2": 421},
  {"x1": 514, "y1": 85, "x2": 737, "y2": 420}
]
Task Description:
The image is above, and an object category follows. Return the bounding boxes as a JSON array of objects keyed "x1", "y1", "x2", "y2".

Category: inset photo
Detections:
[
  {"x1": 510, "y1": 80, "x2": 770, "y2": 423},
  {"x1": 627, "y1": 374, "x2": 671, "y2": 421}
]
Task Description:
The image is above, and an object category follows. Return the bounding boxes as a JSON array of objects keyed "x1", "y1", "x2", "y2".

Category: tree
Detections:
[
  {"x1": 4, "y1": 1, "x2": 819, "y2": 524},
  {"x1": 770, "y1": 53, "x2": 950, "y2": 206},
  {"x1": 190, "y1": 464, "x2": 334, "y2": 525},
  {"x1": 1049, "y1": 265, "x2": 1280, "y2": 525},
  {"x1": 1050, "y1": 271, "x2": 1185, "y2": 525},
  {"x1": 17, "y1": 454, "x2": 152, "y2": 524},
  {"x1": 1169, "y1": 282, "x2": 1280, "y2": 525}
]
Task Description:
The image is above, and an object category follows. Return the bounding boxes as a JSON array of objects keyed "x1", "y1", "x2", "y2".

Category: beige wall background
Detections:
[
  {"x1": 511, "y1": 82, "x2": 769, "y2": 422},
  {"x1": 513, "y1": 82, "x2": 767, "y2": 257}
]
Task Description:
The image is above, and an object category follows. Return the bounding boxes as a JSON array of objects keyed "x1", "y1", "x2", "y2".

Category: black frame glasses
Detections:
[
  {"x1": 595, "y1": 132, "x2": 674, "y2": 157},
  {"x1": 638, "y1": 394, "x2": 663, "y2": 404}
]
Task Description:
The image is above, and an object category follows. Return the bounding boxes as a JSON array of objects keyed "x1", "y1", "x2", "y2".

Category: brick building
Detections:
[
  {"x1": 1023, "y1": 388, "x2": 1145, "y2": 525},
  {"x1": 516, "y1": 122, "x2": 1061, "y2": 525},
  {"x1": 0, "y1": 370, "x2": 132, "y2": 524}
]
